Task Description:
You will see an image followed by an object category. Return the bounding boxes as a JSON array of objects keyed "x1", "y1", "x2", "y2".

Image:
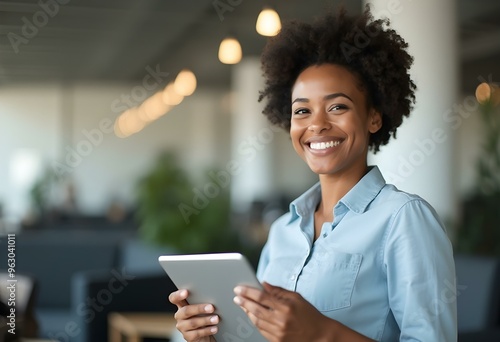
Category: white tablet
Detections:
[{"x1": 158, "y1": 253, "x2": 267, "y2": 342}]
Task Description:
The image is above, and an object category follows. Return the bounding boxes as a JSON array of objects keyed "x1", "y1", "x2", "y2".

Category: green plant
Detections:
[
  {"x1": 30, "y1": 167, "x2": 59, "y2": 219},
  {"x1": 456, "y1": 85, "x2": 500, "y2": 256},
  {"x1": 135, "y1": 151, "x2": 241, "y2": 253}
]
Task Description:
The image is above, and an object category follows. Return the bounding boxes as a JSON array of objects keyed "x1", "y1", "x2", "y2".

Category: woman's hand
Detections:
[
  {"x1": 233, "y1": 282, "x2": 332, "y2": 342},
  {"x1": 169, "y1": 289, "x2": 218, "y2": 342}
]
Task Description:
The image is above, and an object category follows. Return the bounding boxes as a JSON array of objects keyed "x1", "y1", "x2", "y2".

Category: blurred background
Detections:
[{"x1": 0, "y1": 0, "x2": 499, "y2": 341}]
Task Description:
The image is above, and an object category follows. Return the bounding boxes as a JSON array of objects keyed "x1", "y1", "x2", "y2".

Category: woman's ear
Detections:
[{"x1": 368, "y1": 110, "x2": 382, "y2": 134}]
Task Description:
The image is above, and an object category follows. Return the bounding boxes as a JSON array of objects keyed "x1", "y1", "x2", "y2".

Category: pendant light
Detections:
[
  {"x1": 174, "y1": 69, "x2": 197, "y2": 96},
  {"x1": 256, "y1": 7, "x2": 281, "y2": 36},
  {"x1": 162, "y1": 82, "x2": 184, "y2": 106},
  {"x1": 218, "y1": 36, "x2": 242, "y2": 64},
  {"x1": 476, "y1": 83, "x2": 500, "y2": 106}
]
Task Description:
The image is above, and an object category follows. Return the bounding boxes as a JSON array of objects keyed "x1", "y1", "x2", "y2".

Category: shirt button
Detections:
[
  {"x1": 323, "y1": 233, "x2": 328, "y2": 238},
  {"x1": 290, "y1": 274, "x2": 296, "y2": 281}
]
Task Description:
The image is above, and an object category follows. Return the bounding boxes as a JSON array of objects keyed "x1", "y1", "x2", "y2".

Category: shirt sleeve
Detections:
[{"x1": 383, "y1": 199, "x2": 457, "y2": 342}]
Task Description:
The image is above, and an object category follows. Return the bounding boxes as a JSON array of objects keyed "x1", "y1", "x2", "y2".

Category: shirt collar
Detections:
[
  {"x1": 340, "y1": 166, "x2": 386, "y2": 214},
  {"x1": 287, "y1": 166, "x2": 386, "y2": 223},
  {"x1": 288, "y1": 181, "x2": 321, "y2": 223}
]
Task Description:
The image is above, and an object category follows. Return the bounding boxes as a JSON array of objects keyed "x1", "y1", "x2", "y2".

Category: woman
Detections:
[{"x1": 169, "y1": 6, "x2": 457, "y2": 341}]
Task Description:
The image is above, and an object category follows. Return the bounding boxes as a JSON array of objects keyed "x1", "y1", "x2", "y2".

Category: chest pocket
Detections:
[{"x1": 298, "y1": 249, "x2": 362, "y2": 312}]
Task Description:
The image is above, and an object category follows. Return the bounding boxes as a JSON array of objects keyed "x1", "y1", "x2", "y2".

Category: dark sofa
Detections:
[
  {"x1": 0, "y1": 229, "x2": 178, "y2": 342},
  {"x1": 455, "y1": 254, "x2": 500, "y2": 342},
  {"x1": 71, "y1": 270, "x2": 176, "y2": 342}
]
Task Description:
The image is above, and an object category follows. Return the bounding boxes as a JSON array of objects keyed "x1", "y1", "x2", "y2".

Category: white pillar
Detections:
[
  {"x1": 366, "y1": 0, "x2": 458, "y2": 223},
  {"x1": 230, "y1": 57, "x2": 274, "y2": 212},
  {"x1": 185, "y1": 92, "x2": 217, "y2": 182}
]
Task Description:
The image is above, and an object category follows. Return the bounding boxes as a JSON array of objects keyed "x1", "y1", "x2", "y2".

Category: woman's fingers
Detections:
[
  {"x1": 176, "y1": 313, "x2": 219, "y2": 331},
  {"x1": 169, "y1": 289, "x2": 189, "y2": 308},
  {"x1": 233, "y1": 284, "x2": 290, "y2": 339},
  {"x1": 182, "y1": 325, "x2": 219, "y2": 341},
  {"x1": 175, "y1": 303, "x2": 216, "y2": 320},
  {"x1": 233, "y1": 286, "x2": 283, "y2": 339},
  {"x1": 233, "y1": 294, "x2": 273, "y2": 321},
  {"x1": 169, "y1": 289, "x2": 219, "y2": 342},
  {"x1": 234, "y1": 285, "x2": 281, "y2": 311}
]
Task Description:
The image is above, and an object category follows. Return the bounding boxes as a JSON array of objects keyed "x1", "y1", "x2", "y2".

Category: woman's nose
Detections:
[{"x1": 308, "y1": 111, "x2": 331, "y2": 133}]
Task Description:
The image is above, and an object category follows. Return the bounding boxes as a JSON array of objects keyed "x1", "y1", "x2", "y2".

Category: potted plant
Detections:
[
  {"x1": 456, "y1": 83, "x2": 500, "y2": 256},
  {"x1": 135, "y1": 151, "x2": 242, "y2": 254}
]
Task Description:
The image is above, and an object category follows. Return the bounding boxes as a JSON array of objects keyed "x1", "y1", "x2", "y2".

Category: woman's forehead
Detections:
[{"x1": 291, "y1": 64, "x2": 364, "y2": 99}]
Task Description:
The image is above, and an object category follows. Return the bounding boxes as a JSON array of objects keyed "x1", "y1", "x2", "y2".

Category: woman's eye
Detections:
[
  {"x1": 329, "y1": 104, "x2": 348, "y2": 112},
  {"x1": 293, "y1": 108, "x2": 309, "y2": 115}
]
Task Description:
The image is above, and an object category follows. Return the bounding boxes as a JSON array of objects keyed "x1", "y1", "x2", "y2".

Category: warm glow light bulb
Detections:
[
  {"x1": 140, "y1": 92, "x2": 171, "y2": 121},
  {"x1": 218, "y1": 37, "x2": 242, "y2": 64},
  {"x1": 127, "y1": 109, "x2": 145, "y2": 135},
  {"x1": 256, "y1": 8, "x2": 281, "y2": 36},
  {"x1": 162, "y1": 82, "x2": 184, "y2": 106},
  {"x1": 115, "y1": 107, "x2": 145, "y2": 137},
  {"x1": 114, "y1": 116, "x2": 127, "y2": 138},
  {"x1": 476, "y1": 82, "x2": 500, "y2": 106},
  {"x1": 115, "y1": 110, "x2": 135, "y2": 138},
  {"x1": 174, "y1": 69, "x2": 197, "y2": 96}
]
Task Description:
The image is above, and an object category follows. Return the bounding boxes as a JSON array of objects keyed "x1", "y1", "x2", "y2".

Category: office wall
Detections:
[
  {"x1": 68, "y1": 83, "x2": 227, "y2": 214},
  {"x1": 0, "y1": 84, "x2": 62, "y2": 222},
  {"x1": 0, "y1": 82, "x2": 229, "y2": 222},
  {"x1": 0, "y1": 81, "x2": 314, "y2": 225}
]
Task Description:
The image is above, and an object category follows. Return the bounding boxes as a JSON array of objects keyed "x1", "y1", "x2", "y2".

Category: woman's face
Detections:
[{"x1": 290, "y1": 64, "x2": 381, "y2": 177}]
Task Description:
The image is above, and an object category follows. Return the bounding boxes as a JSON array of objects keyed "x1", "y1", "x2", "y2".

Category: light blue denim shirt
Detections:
[{"x1": 256, "y1": 166, "x2": 457, "y2": 341}]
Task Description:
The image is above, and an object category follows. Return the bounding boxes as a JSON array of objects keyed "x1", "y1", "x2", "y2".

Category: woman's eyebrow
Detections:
[
  {"x1": 324, "y1": 92, "x2": 353, "y2": 102},
  {"x1": 292, "y1": 92, "x2": 353, "y2": 104},
  {"x1": 292, "y1": 97, "x2": 309, "y2": 104}
]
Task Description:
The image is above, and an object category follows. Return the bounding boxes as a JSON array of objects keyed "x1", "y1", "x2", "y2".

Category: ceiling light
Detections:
[
  {"x1": 162, "y1": 82, "x2": 184, "y2": 106},
  {"x1": 256, "y1": 7, "x2": 281, "y2": 36},
  {"x1": 114, "y1": 115, "x2": 128, "y2": 138},
  {"x1": 218, "y1": 37, "x2": 242, "y2": 64},
  {"x1": 174, "y1": 69, "x2": 197, "y2": 96},
  {"x1": 476, "y1": 82, "x2": 500, "y2": 106},
  {"x1": 140, "y1": 92, "x2": 171, "y2": 121},
  {"x1": 115, "y1": 107, "x2": 145, "y2": 138}
]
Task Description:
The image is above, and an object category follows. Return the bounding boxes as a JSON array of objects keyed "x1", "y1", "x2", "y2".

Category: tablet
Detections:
[{"x1": 158, "y1": 253, "x2": 267, "y2": 342}]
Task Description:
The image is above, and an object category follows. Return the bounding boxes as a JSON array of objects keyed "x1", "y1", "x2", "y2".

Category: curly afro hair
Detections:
[{"x1": 258, "y1": 5, "x2": 416, "y2": 153}]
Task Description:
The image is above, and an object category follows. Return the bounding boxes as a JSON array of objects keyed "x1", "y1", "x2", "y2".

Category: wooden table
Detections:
[{"x1": 108, "y1": 312, "x2": 177, "y2": 342}]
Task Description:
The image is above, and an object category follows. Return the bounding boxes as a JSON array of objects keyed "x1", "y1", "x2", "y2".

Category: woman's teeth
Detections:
[{"x1": 309, "y1": 141, "x2": 340, "y2": 150}]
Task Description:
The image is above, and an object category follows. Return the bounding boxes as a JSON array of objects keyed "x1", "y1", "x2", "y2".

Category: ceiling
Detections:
[{"x1": 0, "y1": 0, "x2": 499, "y2": 93}]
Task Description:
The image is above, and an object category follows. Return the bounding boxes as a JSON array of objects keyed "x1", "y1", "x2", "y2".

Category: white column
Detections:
[
  {"x1": 366, "y1": 0, "x2": 458, "y2": 223},
  {"x1": 230, "y1": 57, "x2": 274, "y2": 212},
  {"x1": 185, "y1": 91, "x2": 217, "y2": 182}
]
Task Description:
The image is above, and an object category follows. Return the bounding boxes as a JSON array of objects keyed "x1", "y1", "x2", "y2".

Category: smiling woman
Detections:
[
  {"x1": 290, "y1": 64, "x2": 382, "y2": 181},
  {"x1": 168, "y1": 5, "x2": 457, "y2": 342}
]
